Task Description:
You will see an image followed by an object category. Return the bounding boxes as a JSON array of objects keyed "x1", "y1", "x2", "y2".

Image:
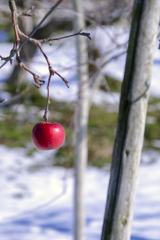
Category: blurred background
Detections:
[{"x1": 0, "y1": 0, "x2": 160, "y2": 239}]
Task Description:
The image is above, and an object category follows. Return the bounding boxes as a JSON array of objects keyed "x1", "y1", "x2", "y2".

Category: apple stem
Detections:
[{"x1": 43, "y1": 72, "x2": 52, "y2": 121}]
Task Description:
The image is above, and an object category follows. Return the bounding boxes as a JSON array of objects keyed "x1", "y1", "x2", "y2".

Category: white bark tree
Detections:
[
  {"x1": 101, "y1": 0, "x2": 160, "y2": 239},
  {"x1": 72, "y1": 0, "x2": 89, "y2": 240}
]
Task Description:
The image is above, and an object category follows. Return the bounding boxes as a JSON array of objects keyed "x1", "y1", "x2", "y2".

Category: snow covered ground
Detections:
[{"x1": 0, "y1": 145, "x2": 160, "y2": 240}]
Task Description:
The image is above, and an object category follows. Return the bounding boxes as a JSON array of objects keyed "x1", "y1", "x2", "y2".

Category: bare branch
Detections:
[
  {"x1": 38, "y1": 29, "x2": 91, "y2": 43},
  {"x1": 17, "y1": 5, "x2": 36, "y2": 17},
  {"x1": 0, "y1": 0, "x2": 63, "y2": 69},
  {"x1": 1, "y1": 0, "x2": 91, "y2": 123}
]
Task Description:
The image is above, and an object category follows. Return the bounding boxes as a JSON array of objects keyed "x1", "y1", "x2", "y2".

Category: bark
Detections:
[
  {"x1": 72, "y1": 0, "x2": 89, "y2": 240},
  {"x1": 101, "y1": 1, "x2": 160, "y2": 240}
]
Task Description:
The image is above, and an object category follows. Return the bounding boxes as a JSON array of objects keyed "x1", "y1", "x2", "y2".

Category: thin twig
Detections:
[
  {"x1": 17, "y1": 5, "x2": 36, "y2": 17},
  {"x1": 38, "y1": 30, "x2": 91, "y2": 43}
]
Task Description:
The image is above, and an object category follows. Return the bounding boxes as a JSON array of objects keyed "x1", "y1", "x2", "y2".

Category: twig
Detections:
[
  {"x1": 38, "y1": 29, "x2": 91, "y2": 43},
  {"x1": 17, "y1": 5, "x2": 36, "y2": 17}
]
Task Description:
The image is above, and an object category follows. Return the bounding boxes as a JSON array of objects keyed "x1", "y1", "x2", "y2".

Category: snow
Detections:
[{"x1": 0, "y1": 145, "x2": 159, "y2": 240}]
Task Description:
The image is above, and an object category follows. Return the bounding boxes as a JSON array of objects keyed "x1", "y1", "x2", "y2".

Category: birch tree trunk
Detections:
[
  {"x1": 72, "y1": 1, "x2": 89, "y2": 240},
  {"x1": 101, "y1": 1, "x2": 160, "y2": 240}
]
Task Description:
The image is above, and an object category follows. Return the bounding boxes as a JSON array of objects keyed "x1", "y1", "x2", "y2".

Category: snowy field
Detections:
[
  {"x1": 0, "y1": 26, "x2": 160, "y2": 239},
  {"x1": 0, "y1": 145, "x2": 159, "y2": 240}
]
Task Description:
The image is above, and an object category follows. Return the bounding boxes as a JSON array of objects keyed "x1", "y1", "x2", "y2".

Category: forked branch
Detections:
[{"x1": 0, "y1": 0, "x2": 91, "y2": 119}]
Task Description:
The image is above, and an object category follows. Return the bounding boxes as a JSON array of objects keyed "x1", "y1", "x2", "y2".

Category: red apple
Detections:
[{"x1": 31, "y1": 121, "x2": 65, "y2": 150}]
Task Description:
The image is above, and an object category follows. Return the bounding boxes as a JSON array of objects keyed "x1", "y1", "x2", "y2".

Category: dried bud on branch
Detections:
[
  {"x1": 79, "y1": 31, "x2": 91, "y2": 40},
  {"x1": 0, "y1": 99, "x2": 7, "y2": 104},
  {"x1": 34, "y1": 76, "x2": 45, "y2": 88}
]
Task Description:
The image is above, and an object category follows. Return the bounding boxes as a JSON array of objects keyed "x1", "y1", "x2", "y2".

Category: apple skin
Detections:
[{"x1": 31, "y1": 121, "x2": 65, "y2": 150}]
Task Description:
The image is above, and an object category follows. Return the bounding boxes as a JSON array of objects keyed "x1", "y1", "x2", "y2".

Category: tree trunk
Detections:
[
  {"x1": 72, "y1": 0, "x2": 89, "y2": 240},
  {"x1": 101, "y1": 1, "x2": 160, "y2": 240}
]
